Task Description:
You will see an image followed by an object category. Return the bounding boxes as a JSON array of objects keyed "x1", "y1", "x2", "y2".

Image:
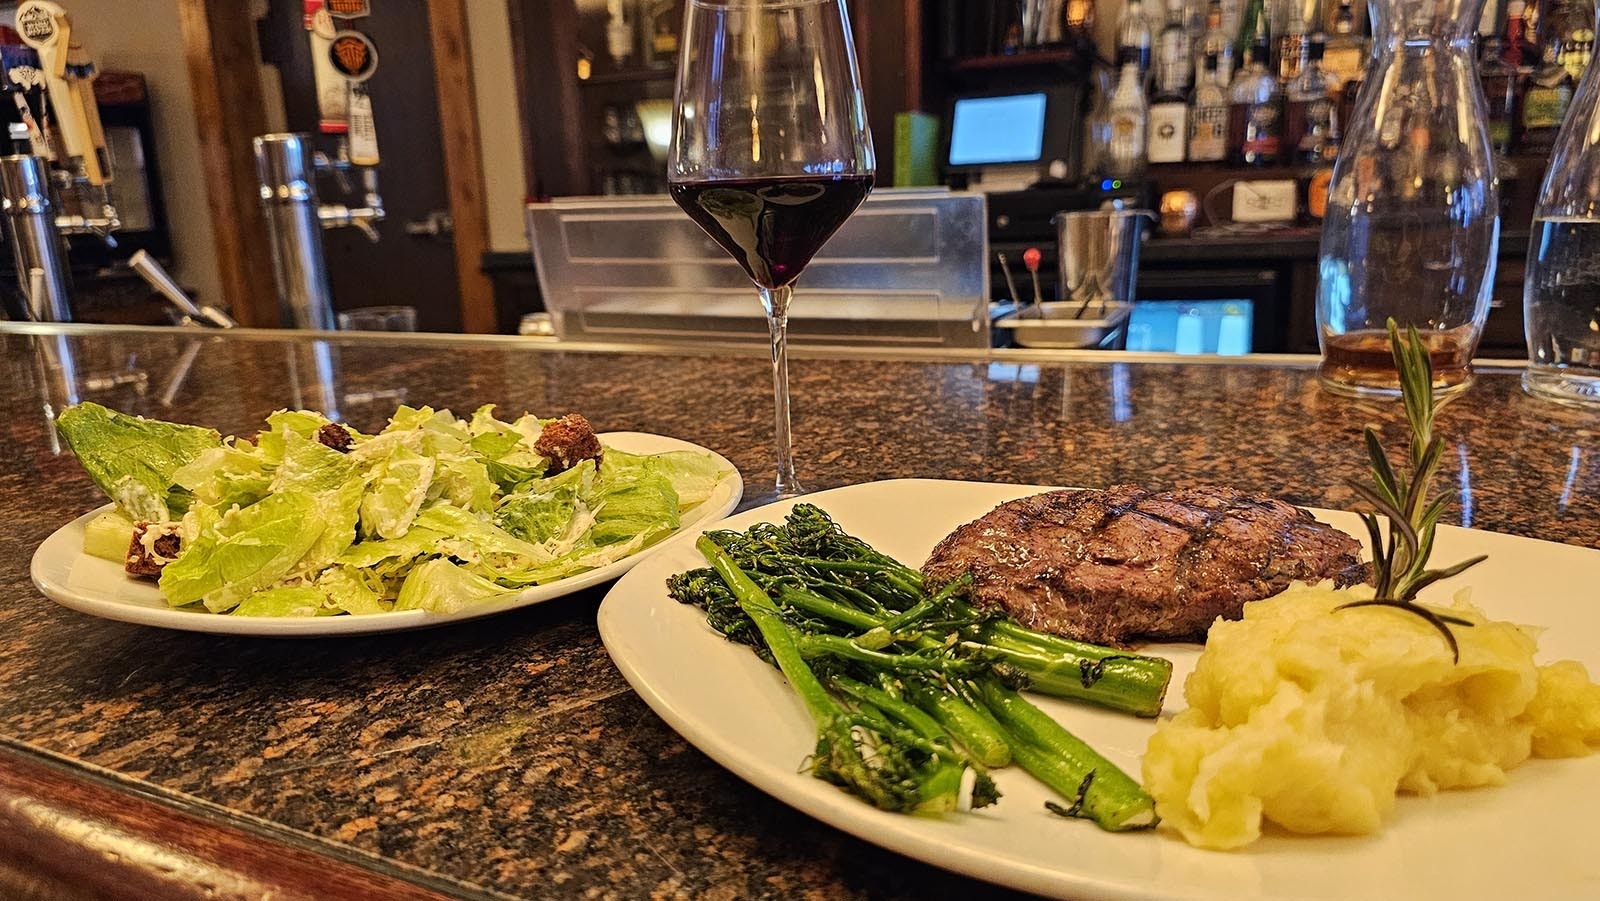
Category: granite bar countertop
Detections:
[{"x1": 1, "y1": 326, "x2": 1596, "y2": 899}]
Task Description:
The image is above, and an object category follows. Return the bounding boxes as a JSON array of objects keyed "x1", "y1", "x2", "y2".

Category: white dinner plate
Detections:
[
  {"x1": 598, "y1": 479, "x2": 1600, "y2": 901},
  {"x1": 31, "y1": 432, "x2": 742, "y2": 637}
]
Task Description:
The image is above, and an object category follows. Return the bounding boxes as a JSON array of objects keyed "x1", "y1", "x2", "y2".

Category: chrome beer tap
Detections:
[
  {"x1": 0, "y1": 1, "x2": 119, "y2": 322},
  {"x1": 253, "y1": 132, "x2": 387, "y2": 330}
]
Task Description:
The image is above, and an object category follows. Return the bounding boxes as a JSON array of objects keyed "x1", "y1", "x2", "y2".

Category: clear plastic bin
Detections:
[{"x1": 526, "y1": 188, "x2": 988, "y2": 348}]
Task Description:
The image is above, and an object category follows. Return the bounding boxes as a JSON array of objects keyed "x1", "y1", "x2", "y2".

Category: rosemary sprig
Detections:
[{"x1": 1334, "y1": 319, "x2": 1486, "y2": 662}]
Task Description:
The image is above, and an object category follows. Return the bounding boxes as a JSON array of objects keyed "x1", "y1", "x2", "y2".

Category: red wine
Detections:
[{"x1": 669, "y1": 174, "x2": 873, "y2": 289}]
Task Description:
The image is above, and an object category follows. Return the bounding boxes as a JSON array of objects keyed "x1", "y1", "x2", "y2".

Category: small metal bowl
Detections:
[{"x1": 992, "y1": 301, "x2": 1131, "y2": 349}]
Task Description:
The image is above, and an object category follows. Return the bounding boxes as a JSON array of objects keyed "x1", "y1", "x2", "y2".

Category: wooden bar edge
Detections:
[{"x1": 0, "y1": 741, "x2": 492, "y2": 901}]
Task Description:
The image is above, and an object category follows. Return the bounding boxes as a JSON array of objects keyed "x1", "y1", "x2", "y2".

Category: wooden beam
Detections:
[
  {"x1": 903, "y1": 0, "x2": 924, "y2": 112},
  {"x1": 507, "y1": 0, "x2": 586, "y2": 197},
  {"x1": 175, "y1": 0, "x2": 279, "y2": 329},
  {"x1": 854, "y1": 1, "x2": 908, "y2": 171},
  {"x1": 425, "y1": 0, "x2": 497, "y2": 334}
]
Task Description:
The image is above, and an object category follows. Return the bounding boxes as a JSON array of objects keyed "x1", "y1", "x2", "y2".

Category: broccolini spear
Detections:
[
  {"x1": 695, "y1": 535, "x2": 996, "y2": 814},
  {"x1": 674, "y1": 506, "x2": 1163, "y2": 830},
  {"x1": 686, "y1": 506, "x2": 1172, "y2": 717}
]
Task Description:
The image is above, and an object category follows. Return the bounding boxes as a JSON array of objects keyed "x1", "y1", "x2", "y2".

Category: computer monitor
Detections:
[
  {"x1": 942, "y1": 86, "x2": 1083, "y2": 182},
  {"x1": 948, "y1": 93, "x2": 1048, "y2": 167}
]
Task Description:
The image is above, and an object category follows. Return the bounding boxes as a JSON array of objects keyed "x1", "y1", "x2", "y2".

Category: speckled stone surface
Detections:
[{"x1": 1, "y1": 328, "x2": 1597, "y2": 900}]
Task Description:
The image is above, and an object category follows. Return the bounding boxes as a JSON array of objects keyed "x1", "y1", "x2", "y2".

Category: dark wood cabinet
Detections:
[{"x1": 507, "y1": 0, "x2": 920, "y2": 199}]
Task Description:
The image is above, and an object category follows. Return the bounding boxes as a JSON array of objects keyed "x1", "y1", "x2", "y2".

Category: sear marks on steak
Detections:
[{"x1": 921, "y1": 485, "x2": 1370, "y2": 647}]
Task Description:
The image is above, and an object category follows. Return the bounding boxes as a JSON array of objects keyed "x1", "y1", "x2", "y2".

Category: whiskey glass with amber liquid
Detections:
[{"x1": 1314, "y1": 0, "x2": 1499, "y2": 397}]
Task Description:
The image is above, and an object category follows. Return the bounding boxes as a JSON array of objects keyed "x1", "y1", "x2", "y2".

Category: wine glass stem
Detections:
[{"x1": 759, "y1": 284, "x2": 802, "y2": 497}]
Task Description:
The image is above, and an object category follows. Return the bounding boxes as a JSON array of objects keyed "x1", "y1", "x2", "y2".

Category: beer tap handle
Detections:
[
  {"x1": 17, "y1": 3, "x2": 90, "y2": 176},
  {"x1": 17, "y1": 2, "x2": 110, "y2": 186},
  {"x1": 65, "y1": 37, "x2": 112, "y2": 185},
  {"x1": 305, "y1": 1, "x2": 349, "y2": 135},
  {"x1": 347, "y1": 84, "x2": 379, "y2": 167}
]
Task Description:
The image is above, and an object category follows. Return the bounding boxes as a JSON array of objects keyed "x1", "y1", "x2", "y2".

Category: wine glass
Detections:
[{"x1": 668, "y1": 0, "x2": 875, "y2": 497}]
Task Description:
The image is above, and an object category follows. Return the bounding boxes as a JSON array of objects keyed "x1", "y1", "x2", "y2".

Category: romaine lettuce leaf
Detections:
[
  {"x1": 271, "y1": 431, "x2": 360, "y2": 493},
  {"x1": 587, "y1": 469, "x2": 680, "y2": 547},
  {"x1": 494, "y1": 529, "x2": 659, "y2": 586},
  {"x1": 468, "y1": 405, "x2": 549, "y2": 489},
  {"x1": 255, "y1": 409, "x2": 334, "y2": 462},
  {"x1": 56, "y1": 402, "x2": 221, "y2": 521},
  {"x1": 494, "y1": 463, "x2": 594, "y2": 544},
  {"x1": 232, "y1": 586, "x2": 325, "y2": 617},
  {"x1": 359, "y1": 445, "x2": 434, "y2": 539},
  {"x1": 315, "y1": 566, "x2": 390, "y2": 615},
  {"x1": 334, "y1": 523, "x2": 448, "y2": 569},
  {"x1": 415, "y1": 504, "x2": 551, "y2": 566},
  {"x1": 159, "y1": 491, "x2": 325, "y2": 611},
  {"x1": 430, "y1": 456, "x2": 496, "y2": 513},
  {"x1": 394, "y1": 558, "x2": 520, "y2": 614},
  {"x1": 171, "y1": 442, "x2": 273, "y2": 511},
  {"x1": 602, "y1": 447, "x2": 725, "y2": 508}
]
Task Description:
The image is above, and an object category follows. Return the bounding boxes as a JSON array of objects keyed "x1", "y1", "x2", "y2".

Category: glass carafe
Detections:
[
  {"x1": 1523, "y1": 5, "x2": 1600, "y2": 407},
  {"x1": 1315, "y1": 0, "x2": 1499, "y2": 397}
]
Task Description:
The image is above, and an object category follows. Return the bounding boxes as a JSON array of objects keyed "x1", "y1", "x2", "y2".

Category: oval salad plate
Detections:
[
  {"x1": 598, "y1": 478, "x2": 1600, "y2": 901},
  {"x1": 32, "y1": 432, "x2": 741, "y2": 637}
]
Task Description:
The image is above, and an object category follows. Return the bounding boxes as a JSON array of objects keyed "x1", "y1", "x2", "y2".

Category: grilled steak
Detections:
[{"x1": 921, "y1": 485, "x2": 1369, "y2": 646}]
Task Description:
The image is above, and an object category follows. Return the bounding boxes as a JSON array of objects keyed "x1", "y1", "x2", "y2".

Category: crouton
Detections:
[
  {"x1": 533, "y1": 413, "x2": 603, "y2": 474},
  {"x1": 126, "y1": 521, "x2": 182, "y2": 579}
]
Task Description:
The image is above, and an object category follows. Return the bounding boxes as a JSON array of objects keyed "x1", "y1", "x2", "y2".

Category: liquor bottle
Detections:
[
  {"x1": 1156, "y1": 0, "x2": 1194, "y2": 94},
  {"x1": 1085, "y1": 66, "x2": 1117, "y2": 175},
  {"x1": 605, "y1": 0, "x2": 632, "y2": 67},
  {"x1": 1194, "y1": 0, "x2": 1235, "y2": 87},
  {"x1": 1188, "y1": 51, "x2": 1230, "y2": 160},
  {"x1": 1523, "y1": 9, "x2": 1576, "y2": 154},
  {"x1": 1117, "y1": 0, "x2": 1155, "y2": 77},
  {"x1": 1183, "y1": 0, "x2": 1206, "y2": 38},
  {"x1": 639, "y1": 0, "x2": 678, "y2": 67},
  {"x1": 1480, "y1": 35, "x2": 1525, "y2": 160},
  {"x1": 1321, "y1": 0, "x2": 1369, "y2": 90},
  {"x1": 1149, "y1": 82, "x2": 1189, "y2": 163},
  {"x1": 1149, "y1": 93, "x2": 1189, "y2": 163},
  {"x1": 1233, "y1": 0, "x2": 1269, "y2": 66},
  {"x1": 1556, "y1": 5, "x2": 1595, "y2": 82},
  {"x1": 1227, "y1": 35, "x2": 1283, "y2": 165},
  {"x1": 1285, "y1": 34, "x2": 1338, "y2": 164},
  {"x1": 1106, "y1": 62, "x2": 1150, "y2": 174},
  {"x1": 1502, "y1": 0, "x2": 1538, "y2": 69},
  {"x1": 1061, "y1": 0, "x2": 1097, "y2": 53},
  {"x1": 1277, "y1": 3, "x2": 1311, "y2": 83}
]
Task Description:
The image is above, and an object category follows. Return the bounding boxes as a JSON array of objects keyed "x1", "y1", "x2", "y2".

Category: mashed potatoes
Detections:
[{"x1": 1142, "y1": 585, "x2": 1600, "y2": 850}]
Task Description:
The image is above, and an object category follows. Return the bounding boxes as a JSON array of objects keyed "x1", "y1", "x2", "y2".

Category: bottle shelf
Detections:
[
  {"x1": 949, "y1": 47, "x2": 1086, "y2": 72},
  {"x1": 579, "y1": 67, "x2": 675, "y2": 86}
]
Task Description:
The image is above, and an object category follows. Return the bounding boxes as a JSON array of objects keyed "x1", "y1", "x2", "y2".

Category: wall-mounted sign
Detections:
[
  {"x1": 329, "y1": 30, "x2": 378, "y2": 83},
  {"x1": 326, "y1": 0, "x2": 371, "y2": 19}
]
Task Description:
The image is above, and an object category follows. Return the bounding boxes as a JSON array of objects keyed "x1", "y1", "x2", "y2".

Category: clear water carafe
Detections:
[
  {"x1": 1315, "y1": 0, "x2": 1499, "y2": 397},
  {"x1": 1523, "y1": 5, "x2": 1600, "y2": 408}
]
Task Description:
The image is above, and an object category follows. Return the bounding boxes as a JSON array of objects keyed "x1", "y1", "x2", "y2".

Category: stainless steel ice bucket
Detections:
[{"x1": 1053, "y1": 209, "x2": 1153, "y2": 304}]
